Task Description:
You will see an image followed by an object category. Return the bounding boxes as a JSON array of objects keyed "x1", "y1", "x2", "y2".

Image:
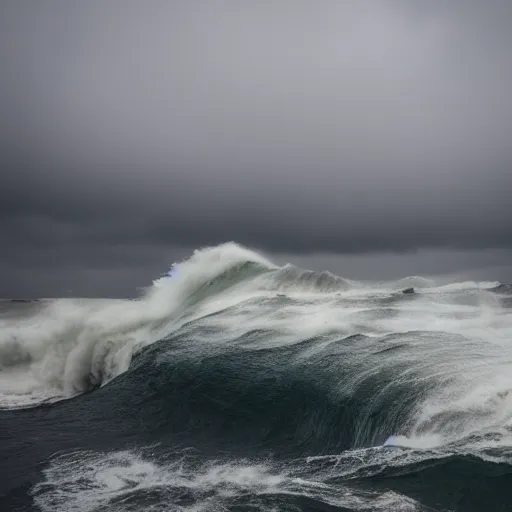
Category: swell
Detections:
[
  {"x1": 302, "y1": 449, "x2": 512, "y2": 511},
  {"x1": 111, "y1": 331, "x2": 441, "y2": 456},
  {"x1": 270, "y1": 265, "x2": 351, "y2": 293},
  {"x1": 351, "y1": 454, "x2": 512, "y2": 512},
  {"x1": 102, "y1": 290, "x2": 512, "y2": 459}
]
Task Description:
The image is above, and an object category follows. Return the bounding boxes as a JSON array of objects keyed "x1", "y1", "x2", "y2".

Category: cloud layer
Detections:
[{"x1": 1, "y1": 1, "x2": 511, "y2": 295}]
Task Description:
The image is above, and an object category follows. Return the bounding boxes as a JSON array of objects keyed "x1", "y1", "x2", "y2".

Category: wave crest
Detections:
[{"x1": 0, "y1": 243, "x2": 275, "y2": 407}]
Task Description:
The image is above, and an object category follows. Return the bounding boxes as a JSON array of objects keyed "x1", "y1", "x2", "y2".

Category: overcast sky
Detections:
[{"x1": 1, "y1": 1, "x2": 511, "y2": 297}]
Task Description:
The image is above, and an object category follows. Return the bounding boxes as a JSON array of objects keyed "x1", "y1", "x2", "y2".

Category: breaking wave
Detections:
[
  {"x1": 2, "y1": 242, "x2": 512, "y2": 511},
  {"x1": 0, "y1": 244, "x2": 274, "y2": 405}
]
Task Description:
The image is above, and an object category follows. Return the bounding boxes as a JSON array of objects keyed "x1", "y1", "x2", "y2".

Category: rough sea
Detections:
[{"x1": 1, "y1": 243, "x2": 512, "y2": 511}]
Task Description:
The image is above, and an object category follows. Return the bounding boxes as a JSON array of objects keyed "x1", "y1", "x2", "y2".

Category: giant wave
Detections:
[{"x1": 1, "y1": 242, "x2": 512, "y2": 511}]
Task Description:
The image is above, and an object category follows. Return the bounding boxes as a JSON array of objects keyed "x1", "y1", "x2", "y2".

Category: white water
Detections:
[
  {"x1": 31, "y1": 449, "x2": 421, "y2": 512},
  {"x1": 1, "y1": 242, "x2": 512, "y2": 454},
  {"x1": 0, "y1": 244, "x2": 274, "y2": 407}
]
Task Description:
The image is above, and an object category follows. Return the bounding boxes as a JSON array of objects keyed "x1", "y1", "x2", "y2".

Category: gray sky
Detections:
[{"x1": 1, "y1": 1, "x2": 511, "y2": 297}]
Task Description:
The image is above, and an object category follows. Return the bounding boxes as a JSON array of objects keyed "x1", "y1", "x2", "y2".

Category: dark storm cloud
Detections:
[{"x1": 1, "y1": 1, "x2": 512, "y2": 295}]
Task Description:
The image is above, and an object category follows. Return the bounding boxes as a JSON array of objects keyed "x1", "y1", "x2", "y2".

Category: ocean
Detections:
[{"x1": 1, "y1": 242, "x2": 511, "y2": 511}]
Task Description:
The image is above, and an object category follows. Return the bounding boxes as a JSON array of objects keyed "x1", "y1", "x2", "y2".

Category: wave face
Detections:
[{"x1": 1, "y1": 242, "x2": 512, "y2": 511}]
